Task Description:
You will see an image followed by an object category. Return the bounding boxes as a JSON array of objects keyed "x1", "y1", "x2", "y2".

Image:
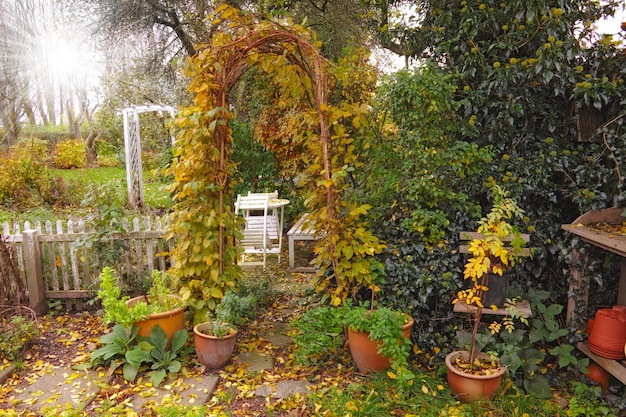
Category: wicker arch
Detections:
[{"x1": 169, "y1": 8, "x2": 383, "y2": 317}]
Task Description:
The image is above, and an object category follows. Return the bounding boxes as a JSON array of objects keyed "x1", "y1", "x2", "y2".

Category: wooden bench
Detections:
[
  {"x1": 453, "y1": 231, "x2": 532, "y2": 317},
  {"x1": 287, "y1": 213, "x2": 319, "y2": 271}
]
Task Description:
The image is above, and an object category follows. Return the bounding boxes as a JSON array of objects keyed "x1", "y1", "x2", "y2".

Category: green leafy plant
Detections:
[
  {"x1": 0, "y1": 314, "x2": 40, "y2": 361},
  {"x1": 291, "y1": 304, "x2": 346, "y2": 365},
  {"x1": 196, "y1": 291, "x2": 257, "y2": 338},
  {"x1": 97, "y1": 267, "x2": 183, "y2": 327},
  {"x1": 292, "y1": 301, "x2": 414, "y2": 384},
  {"x1": 74, "y1": 181, "x2": 129, "y2": 275},
  {"x1": 494, "y1": 289, "x2": 588, "y2": 398},
  {"x1": 52, "y1": 139, "x2": 87, "y2": 169},
  {"x1": 124, "y1": 325, "x2": 188, "y2": 387},
  {"x1": 566, "y1": 382, "x2": 617, "y2": 417},
  {"x1": 90, "y1": 324, "x2": 188, "y2": 387},
  {"x1": 89, "y1": 324, "x2": 140, "y2": 376}
]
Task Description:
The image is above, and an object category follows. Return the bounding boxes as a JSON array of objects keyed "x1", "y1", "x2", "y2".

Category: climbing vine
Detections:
[{"x1": 167, "y1": 6, "x2": 384, "y2": 321}]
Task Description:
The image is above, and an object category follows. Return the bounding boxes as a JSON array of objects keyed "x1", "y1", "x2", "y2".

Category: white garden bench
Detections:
[{"x1": 287, "y1": 213, "x2": 320, "y2": 271}]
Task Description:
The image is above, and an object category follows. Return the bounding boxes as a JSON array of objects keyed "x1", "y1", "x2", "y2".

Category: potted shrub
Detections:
[
  {"x1": 344, "y1": 303, "x2": 414, "y2": 374},
  {"x1": 292, "y1": 299, "x2": 414, "y2": 383},
  {"x1": 193, "y1": 291, "x2": 256, "y2": 369},
  {"x1": 97, "y1": 267, "x2": 186, "y2": 341},
  {"x1": 447, "y1": 186, "x2": 530, "y2": 402}
]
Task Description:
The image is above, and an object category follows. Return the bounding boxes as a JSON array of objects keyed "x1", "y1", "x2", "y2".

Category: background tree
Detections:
[{"x1": 360, "y1": 0, "x2": 626, "y2": 361}]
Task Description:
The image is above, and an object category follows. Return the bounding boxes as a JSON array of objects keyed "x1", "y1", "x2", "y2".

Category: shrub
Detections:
[
  {"x1": 0, "y1": 141, "x2": 75, "y2": 208},
  {"x1": 96, "y1": 154, "x2": 119, "y2": 167},
  {"x1": 53, "y1": 139, "x2": 87, "y2": 169},
  {"x1": 0, "y1": 312, "x2": 40, "y2": 361}
]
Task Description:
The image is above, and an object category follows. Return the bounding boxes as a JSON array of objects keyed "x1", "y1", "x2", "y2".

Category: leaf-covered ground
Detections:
[
  {"x1": 0, "y1": 272, "x2": 363, "y2": 416},
  {"x1": 0, "y1": 269, "x2": 621, "y2": 416}
]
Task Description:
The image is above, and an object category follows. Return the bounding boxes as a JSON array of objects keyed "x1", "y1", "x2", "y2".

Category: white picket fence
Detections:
[{"x1": 2, "y1": 216, "x2": 172, "y2": 312}]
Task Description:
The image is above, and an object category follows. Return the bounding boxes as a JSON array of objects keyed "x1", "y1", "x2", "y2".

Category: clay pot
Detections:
[
  {"x1": 445, "y1": 350, "x2": 507, "y2": 402},
  {"x1": 586, "y1": 317, "x2": 595, "y2": 335},
  {"x1": 126, "y1": 295, "x2": 185, "y2": 341},
  {"x1": 585, "y1": 362, "x2": 610, "y2": 392},
  {"x1": 193, "y1": 322, "x2": 238, "y2": 369},
  {"x1": 347, "y1": 315, "x2": 414, "y2": 372},
  {"x1": 588, "y1": 308, "x2": 626, "y2": 359}
]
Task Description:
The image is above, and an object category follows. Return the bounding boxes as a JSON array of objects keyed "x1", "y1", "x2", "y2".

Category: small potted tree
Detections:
[{"x1": 447, "y1": 185, "x2": 530, "y2": 401}]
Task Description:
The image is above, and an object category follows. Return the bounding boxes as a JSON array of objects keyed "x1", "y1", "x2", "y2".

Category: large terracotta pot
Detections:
[
  {"x1": 193, "y1": 322, "x2": 238, "y2": 369},
  {"x1": 445, "y1": 350, "x2": 507, "y2": 402},
  {"x1": 588, "y1": 308, "x2": 626, "y2": 359},
  {"x1": 126, "y1": 294, "x2": 185, "y2": 340},
  {"x1": 347, "y1": 314, "x2": 413, "y2": 372}
]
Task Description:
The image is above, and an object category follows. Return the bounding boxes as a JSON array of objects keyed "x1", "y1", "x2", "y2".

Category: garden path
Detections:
[{"x1": 0, "y1": 269, "x2": 316, "y2": 415}]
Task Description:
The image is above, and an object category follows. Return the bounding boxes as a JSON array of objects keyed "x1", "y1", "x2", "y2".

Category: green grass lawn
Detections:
[{"x1": 0, "y1": 166, "x2": 172, "y2": 224}]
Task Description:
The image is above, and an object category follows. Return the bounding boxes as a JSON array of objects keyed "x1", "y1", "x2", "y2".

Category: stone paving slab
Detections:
[
  {"x1": 0, "y1": 362, "x2": 16, "y2": 384},
  {"x1": 236, "y1": 352, "x2": 274, "y2": 372},
  {"x1": 12, "y1": 367, "x2": 113, "y2": 412},
  {"x1": 131, "y1": 375, "x2": 219, "y2": 412},
  {"x1": 255, "y1": 380, "x2": 312, "y2": 399}
]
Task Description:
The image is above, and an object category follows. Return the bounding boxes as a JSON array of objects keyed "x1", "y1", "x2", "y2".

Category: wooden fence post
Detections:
[{"x1": 23, "y1": 229, "x2": 47, "y2": 315}]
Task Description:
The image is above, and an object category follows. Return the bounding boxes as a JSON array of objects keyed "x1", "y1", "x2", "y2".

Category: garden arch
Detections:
[
  {"x1": 168, "y1": 8, "x2": 384, "y2": 319},
  {"x1": 121, "y1": 104, "x2": 176, "y2": 208}
]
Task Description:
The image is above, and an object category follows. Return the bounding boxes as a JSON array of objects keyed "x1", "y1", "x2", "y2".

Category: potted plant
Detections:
[
  {"x1": 344, "y1": 302, "x2": 414, "y2": 374},
  {"x1": 193, "y1": 291, "x2": 256, "y2": 369},
  {"x1": 97, "y1": 267, "x2": 186, "y2": 341},
  {"x1": 448, "y1": 186, "x2": 530, "y2": 402},
  {"x1": 292, "y1": 299, "x2": 414, "y2": 383}
]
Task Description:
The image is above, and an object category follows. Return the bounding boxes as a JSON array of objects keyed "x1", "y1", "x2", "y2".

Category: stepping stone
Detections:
[
  {"x1": 0, "y1": 362, "x2": 16, "y2": 384},
  {"x1": 12, "y1": 367, "x2": 113, "y2": 412},
  {"x1": 255, "y1": 380, "x2": 312, "y2": 399},
  {"x1": 263, "y1": 334, "x2": 292, "y2": 347},
  {"x1": 259, "y1": 324, "x2": 292, "y2": 348},
  {"x1": 131, "y1": 375, "x2": 219, "y2": 411},
  {"x1": 236, "y1": 352, "x2": 273, "y2": 372}
]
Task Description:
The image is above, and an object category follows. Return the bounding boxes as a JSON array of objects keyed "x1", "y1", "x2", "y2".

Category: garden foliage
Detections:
[
  {"x1": 52, "y1": 139, "x2": 87, "y2": 169},
  {"x1": 351, "y1": 0, "x2": 625, "y2": 389},
  {"x1": 0, "y1": 140, "x2": 74, "y2": 209}
]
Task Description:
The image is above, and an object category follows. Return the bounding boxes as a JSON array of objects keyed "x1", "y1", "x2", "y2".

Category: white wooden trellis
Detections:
[{"x1": 121, "y1": 104, "x2": 176, "y2": 208}]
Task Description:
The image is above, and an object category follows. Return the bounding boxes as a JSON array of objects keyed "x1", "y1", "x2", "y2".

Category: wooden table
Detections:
[{"x1": 561, "y1": 207, "x2": 626, "y2": 384}]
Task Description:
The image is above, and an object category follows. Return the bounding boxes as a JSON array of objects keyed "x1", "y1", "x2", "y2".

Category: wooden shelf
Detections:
[
  {"x1": 453, "y1": 300, "x2": 532, "y2": 317},
  {"x1": 576, "y1": 342, "x2": 626, "y2": 385},
  {"x1": 561, "y1": 207, "x2": 626, "y2": 258},
  {"x1": 562, "y1": 207, "x2": 626, "y2": 385}
]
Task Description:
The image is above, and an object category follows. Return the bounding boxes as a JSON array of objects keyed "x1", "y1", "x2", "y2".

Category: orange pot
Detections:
[
  {"x1": 347, "y1": 314, "x2": 413, "y2": 372},
  {"x1": 126, "y1": 295, "x2": 185, "y2": 341},
  {"x1": 445, "y1": 350, "x2": 507, "y2": 402},
  {"x1": 194, "y1": 322, "x2": 238, "y2": 369},
  {"x1": 585, "y1": 362, "x2": 610, "y2": 392},
  {"x1": 588, "y1": 308, "x2": 626, "y2": 359}
]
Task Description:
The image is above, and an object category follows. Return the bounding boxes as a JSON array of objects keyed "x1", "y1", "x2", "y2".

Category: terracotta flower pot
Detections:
[
  {"x1": 126, "y1": 294, "x2": 185, "y2": 341},
  {"x1": 193, "y1": 322, "x2": 238, "y2": 369},
  {"x1": 347, "y1": 315, "x2": 413, "y2": 372},
  {"x1": 445, "y1": 350, "x2": 507, "y2": 402},
  {"x1": 585, "y1": 362, "x2": 610, "y2": 392},
  {"x1": 588, "y1": 308, "x2": 626, "y2": 359}
]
